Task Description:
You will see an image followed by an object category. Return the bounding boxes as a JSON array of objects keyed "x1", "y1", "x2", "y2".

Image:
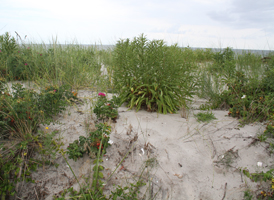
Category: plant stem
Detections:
[{"x1": 61, "y1": 152, "x2": 87, "y2": 200}]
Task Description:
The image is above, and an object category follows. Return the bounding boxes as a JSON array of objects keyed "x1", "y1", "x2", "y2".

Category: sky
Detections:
[{"x1": 1, "y1": 0, "x2": 274, "y2": 50}]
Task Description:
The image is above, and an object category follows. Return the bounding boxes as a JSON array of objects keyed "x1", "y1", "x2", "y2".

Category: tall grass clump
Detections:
[
  {"x1": 112, "y1": 34, "x2": 197, "y2": 114},
  {"x1": 0, "y1": 32, "x2": 102, "y2": 89},
  {"x1": 236, "y1": 51, "x2": 265, "y2": 79},
  {"x1": 197, "y1": 47, "x2": 236, "y2": 105}
]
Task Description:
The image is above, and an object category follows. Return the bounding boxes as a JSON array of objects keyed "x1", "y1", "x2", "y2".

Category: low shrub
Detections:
[
  {"x1": 221, "y1": 68, "x2": 274, "y2": 123},
  {"x1": 66, "y1": 123, "x2": 112, "y2": 161},
  {"x1": 0, "y1": 81, "x2": 77, "y2": 198},
  {"x1": 93, "y1": 92, "x2": 120, "y2": 121}
]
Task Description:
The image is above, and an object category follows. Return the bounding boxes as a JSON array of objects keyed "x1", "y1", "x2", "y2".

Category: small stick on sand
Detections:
[
  {"x1": 240, "y1": 169, "x2": 243, "y2": 182},
  {"x1": 34, "y1": 187, "x2": 39, "y2": 200},
  {"x1": 150, "y1": 180, "x2": 154, "y2": 199},
  {"x1": 164, "y1": 149, "x2": 169, "y2": 160},
  {"x1": 222, "y1": 182, "x2": 227, "y2": 200},
  {"x1": 208, "y1": 135, "x2": 217, "y2": 159},
  {"x1": 131, "y1": 147, "x2": 134, "y2": 163}
]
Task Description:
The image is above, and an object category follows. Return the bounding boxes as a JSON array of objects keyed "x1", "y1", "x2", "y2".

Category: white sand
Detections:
[{"x1": 17, "y1": 89, "x2": 272, "y2": 200}]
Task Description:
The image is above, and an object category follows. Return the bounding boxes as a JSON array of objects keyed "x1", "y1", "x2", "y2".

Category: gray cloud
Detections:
[{"x1": 208, "y1": 0, "x2": 274, "y2": 32}]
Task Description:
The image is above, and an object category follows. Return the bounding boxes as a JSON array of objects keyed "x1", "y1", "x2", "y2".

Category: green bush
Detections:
[
  {"x1": 66, "y1": 123, "x2": 112, "y2": 161},
  {"x1": 93, "y1": 93, "x2": 120, "y2": 121},
  {"x1": 208, "y1": 47, "x2": 236, "y2": 79},
  {"x1": 38, "y1": 84, "x2": 78, "y2": 120},
  {"x1": 112, "y1": 34, "x2": 196, "y2": 114},
  {"x1": 0, "y1": 81, "x2": 77, "y2": 198},
  {"x1": 220, "y1": 68, "x2": 274, "y2": 123}
]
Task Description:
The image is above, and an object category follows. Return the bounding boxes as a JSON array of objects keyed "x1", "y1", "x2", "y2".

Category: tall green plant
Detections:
[
  {"x1": 0, "y1": 32, "x2": 18, "y2": 78},
  {"x1": 112, "y1": 34, "x2": 196, "y2": 114}
]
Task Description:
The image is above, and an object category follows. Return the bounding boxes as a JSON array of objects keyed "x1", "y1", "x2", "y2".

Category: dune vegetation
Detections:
[{"x1": 0, "y1": 32, "x2": 274, "y2": 199}]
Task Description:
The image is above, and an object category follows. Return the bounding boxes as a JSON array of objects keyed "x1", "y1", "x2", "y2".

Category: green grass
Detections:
[{"x1": 194, "y1": 111, "x2": 217, "y2": 122}]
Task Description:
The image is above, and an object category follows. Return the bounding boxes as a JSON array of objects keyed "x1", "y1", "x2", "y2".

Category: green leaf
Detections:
[{"x1": 98, "y1": 172, "x2": 104, "y2": 179}]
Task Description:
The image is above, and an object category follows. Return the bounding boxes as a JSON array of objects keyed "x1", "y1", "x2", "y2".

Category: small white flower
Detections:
[
  {"x1": 221, "y1": 155, "x2": 224, "y2": 159},
  {"x1": 241, "y1": 95, "x2": 246, "y2": 99},
  {"x1": 66, "y1": 164, "x2": 69, "y2": 168},
  {"x1": 257, "y1": 162, "x2": 263, "y2": 167},
  {"x1": 108, "y1": 140, "x2": 113, "y2": 144}
]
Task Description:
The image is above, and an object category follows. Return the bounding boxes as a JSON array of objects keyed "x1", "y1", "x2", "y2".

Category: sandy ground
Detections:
[{"x1": 14, "y1": 88, "x2": 273, "y2": 200}]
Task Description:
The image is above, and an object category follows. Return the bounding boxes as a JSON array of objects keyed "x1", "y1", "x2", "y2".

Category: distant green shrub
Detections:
[{"x1": 209, "y1": 47, "x2": 236, "y2": 78}]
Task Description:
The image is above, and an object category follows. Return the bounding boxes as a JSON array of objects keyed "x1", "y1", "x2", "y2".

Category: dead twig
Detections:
[
  {"x1": 34, "y1": 187, "x2": 39, "y2": 200},
  {"x1": 222, "y1": 182, "x2": 227, "y2": 200},
  {"x1": 208, "y1": 135, "x2": 217, "y2": 159},
  {"x1": 127, "y1": 124, "x2": 133, "y2": 135},
  {"x1": 164, "y1": 149, "x2": 169, "y2": 160}
]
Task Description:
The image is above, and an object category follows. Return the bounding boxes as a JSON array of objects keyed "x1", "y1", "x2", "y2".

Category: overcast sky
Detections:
[{"x1": 1, "y1": 0, "x2": 274, "y2": 50}]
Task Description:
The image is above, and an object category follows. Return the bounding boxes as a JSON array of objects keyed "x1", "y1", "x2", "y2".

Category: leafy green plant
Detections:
[
  {"x1": 66, "y1": 139, "x2": 86, "y2": 161},
  {"x1": 221, "y1": 69, "x2": 274, "y2": 123},
  {"x1": 93, "y1": 93, "x2": 120, "y2": 121},
  {"x1": 112, "y1": 34, "x2": 196, "y2": 114},
  {"x1": 0, "y1": 83, "x2": 77, "y2": 138},
  {"x1": 263, "y1": 123, "x2": 274, "y2": 138},
  {"x1": 0, "y1": 82, "x2": 76, "y2": 198},
  {"x1": 109, "y1": 180, "x2": 146, "y2": 200},
  {"x1": 243, "y1": 189, "x2": 253, "y2": 200},
  {"x1": 38, "y1": 84, "x2": 78, "y2": 120},
  {"x1": 242, "y1": 168, "x2": 274, "y2": 199},
  {"x1": 0, "y1": 127, "x2": 62, "y2": 199},
  {"x1": 66, "y1": 123, "x2": 112, "y2": 161},
  {"x1": 194, "y1": 111, "x2": 216, "y2": 122}
]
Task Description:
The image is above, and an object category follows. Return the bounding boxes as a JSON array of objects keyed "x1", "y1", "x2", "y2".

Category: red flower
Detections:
[
  {"x1": 24, "y1": 63, "x2": 28, "y2": 66},
  {"x1": 98, "y1": 92, "x2": 106, "y2": 97},
  {"x1": 97, "y1": 145, "x2": 103, "y2": 150}
]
